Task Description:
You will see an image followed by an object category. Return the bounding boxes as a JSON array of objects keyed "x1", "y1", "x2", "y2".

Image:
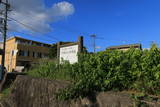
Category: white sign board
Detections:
[{"x1": 60, "y1": 45, "x2": 79, "y2": 64}]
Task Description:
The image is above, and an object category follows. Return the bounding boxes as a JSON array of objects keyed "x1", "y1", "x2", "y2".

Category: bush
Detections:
[
  {"x1": 28, "y1": 60, "x2": 73, "y2": 81},
  {"x1": 28, "y1": 44, "x2": 160, "y2": 100},
  {"x1": 58, "y1": 44, "x2": 160, "y2": 100}
]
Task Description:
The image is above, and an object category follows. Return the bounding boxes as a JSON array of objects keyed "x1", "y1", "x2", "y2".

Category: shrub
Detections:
[
  {"x1": 28, "y1": 44, "x2": 160, "y2": 100},
  {"x1": 28, "y1": 60, "x2": 72, "y2": 81},
  {"x1": 58, "y1": 44, "x2": 160, "y2": 100}
]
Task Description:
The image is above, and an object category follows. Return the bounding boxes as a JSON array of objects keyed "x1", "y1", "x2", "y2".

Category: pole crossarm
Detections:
[{"x1": 91, "y1": 34, "x2": 96, "y2": 53}]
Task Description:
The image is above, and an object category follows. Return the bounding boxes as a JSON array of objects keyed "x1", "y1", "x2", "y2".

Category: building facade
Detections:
[
  {"x1": 0, "y1": 42, "x2": 3, "y2": 49},
  {"x1": 0, "y1": 36, "x2": 51, "y2": 72},
  {"x1": 107, "y1": 44, "x2": 142, "y2": 51}
]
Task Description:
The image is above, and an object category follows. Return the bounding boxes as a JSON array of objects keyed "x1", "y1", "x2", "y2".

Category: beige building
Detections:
[
  {"x1": 107, "y1": 44, "x2": 142, "y2": 51},
  {"x1": 0, "y1": 36, "x2": 51, "y2": 72},
  {"x1": 0, "y1": 42, "x2": 3, "y2": 49}
]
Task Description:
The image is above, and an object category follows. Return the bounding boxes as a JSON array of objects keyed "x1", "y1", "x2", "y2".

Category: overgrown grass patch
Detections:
[
  {"x1": 27, "y1": 60, "x2": 73, "y2": 81},
  {"x1": 0, "y1": 88, "x2": 10, "y2": 100}
]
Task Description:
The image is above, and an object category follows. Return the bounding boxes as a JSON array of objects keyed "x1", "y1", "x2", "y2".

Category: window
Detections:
[
  {"x1": 32, "y1": 52, "x2": 35, "y2": 58},
  {"x1": 43, "y1": 53, "x2": 49, "y2": 58},
  {"x1": 18, "y1": 50, "x2": 24, "y2": 56},
  {"x1": 37, "y1": 52, "x2": 42, "y2": 58},
  {"x1": 33, "y1": 52, "x2": 38, "y2": 58},
  {"x1": 32, "y1": 52, "x2": 46, "y2": 58},
  {"x1": 27, "y1": 51, "x2": 30, "y2": 57},
  {"x1": 24, "y1": 51, "x2": 28, "y2": 57},
  {"x1": 18, "y1": 50, "x2": 29, "y2": 57}
]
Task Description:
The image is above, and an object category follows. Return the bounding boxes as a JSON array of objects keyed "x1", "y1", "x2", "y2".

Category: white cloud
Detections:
[
  {"x1": 51, "y1": 1, "x2": 75, "y2": 17},
  {"x1": 8, "y1": 0, "x2": 75, "y2": 33}
]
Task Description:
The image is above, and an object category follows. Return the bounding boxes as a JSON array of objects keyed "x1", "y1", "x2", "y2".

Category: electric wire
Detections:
[
  {"x1": 8, "y1": 28, "x2": 57, "y2": 44},
  {"x1": 8, "y1": 10, "x2": 153, "y2": 49},
  {"x1": 8, "y1": 16, "x2": 60, "y2": 41}
]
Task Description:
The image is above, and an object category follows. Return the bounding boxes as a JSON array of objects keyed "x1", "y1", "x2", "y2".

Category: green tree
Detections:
[{"x1": 49, "y1": 44, "x2": 57, "y2": 59}]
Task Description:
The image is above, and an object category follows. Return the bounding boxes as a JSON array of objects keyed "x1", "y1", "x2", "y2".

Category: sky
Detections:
[{"x1": 1, "y1": 0, "x2": 160, "y2": 52}]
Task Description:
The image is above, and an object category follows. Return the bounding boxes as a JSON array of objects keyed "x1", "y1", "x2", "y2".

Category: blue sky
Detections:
[{"x1": 8, "y1": 0, "x2": 160, "y2": 52}]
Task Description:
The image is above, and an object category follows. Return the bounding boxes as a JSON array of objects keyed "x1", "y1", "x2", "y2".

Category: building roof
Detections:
[
  {"x1": 107, "y1": 44, "x2": 142, "y2": 50},
  {"x1": 6, "y1": 36, "x2": 52, "y2": 46}
]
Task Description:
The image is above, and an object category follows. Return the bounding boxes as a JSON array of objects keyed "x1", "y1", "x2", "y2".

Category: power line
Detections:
[
  {"x1": 9, "y1": 11, "x2": 109, "y2": 49},
  {"x1": 9, "y1": 9, "x2": 140, "y2": 44},
  {"x1": 10, "y1": 11, "x2": 90, "y2": 36},
  {"x1": 8, "y1": 16, "x2": 103, "y2": 50},
  {"x1": 8, "y1": 17, "x2": 39, "y2": 33},
  {"x1": 9, "y1": 11, "x2": 94, "y2": 38},
  {"x1": 8, "y1": 16, "x2": 60, "y2": 41},
  {"x1": 8, "y1": 28, "x2": 57, "y2": 44},
  {"x1": 10, "y1": 10, "x2": 141, "y2": 48}
]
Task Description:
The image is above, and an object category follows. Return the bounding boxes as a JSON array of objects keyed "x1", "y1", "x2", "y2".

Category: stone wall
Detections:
[{"x1": 1, "y1": 76, "x2": 160, "y2": 107}]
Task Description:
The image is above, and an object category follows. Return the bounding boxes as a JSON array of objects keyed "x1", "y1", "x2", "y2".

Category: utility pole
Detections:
[
  {"x1": 91, "y1": 34, "x2": 96, "y2": 53},
  {"x1": 0, "y1": 0, "x2": 10, "y2": 80}
]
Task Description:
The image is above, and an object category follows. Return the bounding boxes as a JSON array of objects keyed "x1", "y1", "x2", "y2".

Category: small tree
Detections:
[{"x1": 49, "y1": 44, "x2": 57, "y2": 59}]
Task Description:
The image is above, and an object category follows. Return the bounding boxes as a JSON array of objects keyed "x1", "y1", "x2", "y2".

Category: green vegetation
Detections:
[
  {"x1": 49, "y1": 44, "x2": 57, "y2": 59},
  {"x1": 130, "y1": 92, "x2": 160, "y2": 106},
  {"x1": 0, "y1": 88, "x2": 10, "y2": 100},
  {"x1": 28, "y1": 44, "x2": 160, "y2": 100},
  {"x1": 28, "y1": 60, "x2": 73, "y2": 81}
]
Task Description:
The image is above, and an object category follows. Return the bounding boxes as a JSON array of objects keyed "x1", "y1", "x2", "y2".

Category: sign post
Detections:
[{"x1": 57, "y1": 36, "x2": 83, "y2": 64}]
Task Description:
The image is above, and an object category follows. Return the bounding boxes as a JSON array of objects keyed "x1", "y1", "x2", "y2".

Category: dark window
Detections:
[
  {"x1": 38, "y1": 52, "x2": 42, "y2": 58},
  {"x1": 37, "y1": 43, "x2": 41, "y2": 46},
  {"x1": 44, "y1": 53, "x2": 48, "y2": 58},
  {"x1": 18, "y1": 50, "x2": 25, "y2": 56},
  {"x1": 27, "y1": 51, "x2": 30, "y2": 57},
  {"x1": 32, "y1": 52, "x2": 35, "y2": 58},
  {"x1": 40, "y1": 53, "x2": 42, "y2": 58}
]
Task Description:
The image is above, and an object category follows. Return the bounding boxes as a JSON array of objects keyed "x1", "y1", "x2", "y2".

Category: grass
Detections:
[
  {"x1": 27, "y1": 60, "x2": 72, "y2": 81},
  {"x1": 0, "y1": 88, "x2": 10, "y2": 100}
]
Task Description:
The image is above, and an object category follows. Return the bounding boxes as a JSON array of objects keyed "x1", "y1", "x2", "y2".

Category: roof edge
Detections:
[
  {"x1": 107, "y1": 43, "x2": 142, "y2": 49},
  {"x1": 6, "y1": 36, "x2": 53, "y2": 45}
]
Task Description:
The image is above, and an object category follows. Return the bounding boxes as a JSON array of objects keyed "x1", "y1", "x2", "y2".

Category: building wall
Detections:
[
  {"x1": 0, "y1": 43, "x2": 3, "y2": 49},
  {"x1": 5, "y1": 38, "x2": 17, "y2": 72},
  {"x1": 0, "y1": 37, "x2": 51, "y2": 72},
  {"x1": 107, "y1": 44, "x2": 142, "y2": 51},
  {"x1": 118, "y1": 48, "x2": 133, "y2": 51},
  {"x1": 16, "y1": 43, "x2": 50, "y2": 64}
]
